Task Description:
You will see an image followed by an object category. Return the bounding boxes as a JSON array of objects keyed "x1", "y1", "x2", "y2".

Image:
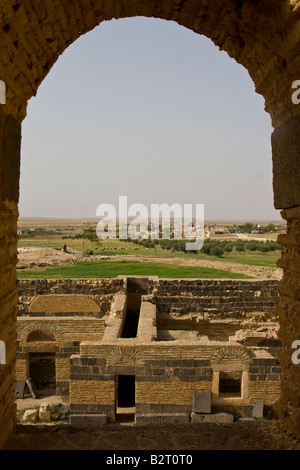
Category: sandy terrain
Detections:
[{"x1": 17, "y1": 247, "x2": 80, "y2": 270}]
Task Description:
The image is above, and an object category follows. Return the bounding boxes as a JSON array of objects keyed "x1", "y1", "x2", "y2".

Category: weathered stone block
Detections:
[
  {"x1": 272, "y1": 116, "x2": 300, "y2": 209},
  {"x1": 135, "y1": 413, "x2": 189, "y2": 425},
  {"x1": 193, "y1": 390, "x2": 211, "y2": 414},
  {"x1": 22, "y1": 409, "x2": 39, "y2": 424},
  {"x1": 2, "y1": 114, "x2": 21, "y2": 203},
  {"x1": 69, "y1": 414, "x2": 107, "y2": 426},
  {"x1": 191, "y1": 412, "x2": 234, "y2": 423},
  {"x1": 39, "y1": 403, "x2": 51, "y2": 423},
  {"x1": 252, "y1": 400, "x2": 264, "y2": 419}
]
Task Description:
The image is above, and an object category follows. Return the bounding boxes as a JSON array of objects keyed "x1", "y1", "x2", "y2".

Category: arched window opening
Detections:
[{"x1": 20, "y1": 18, "x2": 278, "y2": 223}]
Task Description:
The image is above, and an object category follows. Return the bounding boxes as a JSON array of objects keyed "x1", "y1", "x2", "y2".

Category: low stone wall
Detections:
[
  {"x1": 18, "y1": 278, "x2": 279, "y2": 319},
  {"x1": 18, "y1": 278, "x2": 126, "y2": 316},
  {"x1": 18, "y1": 278, "x2": 125, "y2": 296},
  {"x1": 154, "y1": 279, "x2": 279, "y2": 320}
]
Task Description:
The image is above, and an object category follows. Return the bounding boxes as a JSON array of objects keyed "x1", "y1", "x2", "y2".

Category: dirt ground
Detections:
[
  {"x1": 8, "y1": 396, "x2": 299, "y2": 451},
  {"x1": 4, "y1": 420, "x2": 300, "y2": 451},
  {"x1": 17, "y1": 247, "x2": 79, "y2": 269}
]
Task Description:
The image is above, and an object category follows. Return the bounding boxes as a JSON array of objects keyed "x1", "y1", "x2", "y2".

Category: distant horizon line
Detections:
[{"x1": 18, "y1": 216, "x2": 284, "y2": 224}]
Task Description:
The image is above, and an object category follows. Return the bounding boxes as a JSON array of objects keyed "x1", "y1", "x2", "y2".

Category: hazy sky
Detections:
[{"x1": 19, "y1": 17, "x2": 281, "y2": 222}]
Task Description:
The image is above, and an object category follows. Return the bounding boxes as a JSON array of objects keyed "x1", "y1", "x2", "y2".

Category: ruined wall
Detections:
[
  {"x1": 274, "y1": 207, "x2": 300, "y2": 437},
  {"x1": 16, "y1": 281, "x2": 125, "y2": 397},
  {"x1": 249, "y1": 357, "x2": 281, "y2": 403},
  {"x1": 67, "y1": 285, "x2": 281, "y2": 423},
  {"x1": 18, "y1": 278, "x2": 125, "y2": 315},
  {"x1": 16, "y1": 278, "x2": 280, "y2": 400},
  {"x1": 16, "y1": 286, "x2": 115, "y2": 395},
  {"x1": 16, "y1": 316, "x2": 106, "y2": 395},
  {"x1": 16, "y1": 279, "x2": 281, "y2": 422},
  {"x1": 69, "y1": 343, "x2": 281, "y2": 422},
  {"x1": 0, "y1": 105, "x2": 20, "y2": 449},
  {"x1": 18, "y1": 278, "x2": 279, "y2": 319},
  {"x1": 27, "y1": 294, "x2": 104, "y2": 317},
  {"x1": 154, "y1": 279, "x2": 279, "y2": 320},
  {"x1": 20, "y1": 292, "x2": 111, "y2": 320}
]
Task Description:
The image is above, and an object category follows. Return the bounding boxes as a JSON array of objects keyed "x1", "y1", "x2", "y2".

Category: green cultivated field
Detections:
[
  {"x1": 212, "y1": 252, "x2": 280, "y2": 268},
  {"x1": 17, "y1": 261, "x2": 251, "y2": 280},
  {"x1": 18, "y1": 238, "x2": 281, "y2": 268}
]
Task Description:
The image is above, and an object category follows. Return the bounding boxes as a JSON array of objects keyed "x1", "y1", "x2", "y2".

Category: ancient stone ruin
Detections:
[{"x1": 16, "y1": 277, "x2": 281, "y2": 425}]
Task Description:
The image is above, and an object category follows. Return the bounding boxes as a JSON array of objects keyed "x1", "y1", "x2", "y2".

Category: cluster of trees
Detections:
[
  {"x1": 200, "y1": 238, "x2": 280, "y2": 256},
  {"x1": 63, "y1": 228, "x2": 102, "y2": 255},
  {"x1": 232, "y1": 223, "x2": 277, "y2": 233},
  {"x1": 20, "y1": 228, "x2": 63, "y2": 238},
  {"x1": 122, "y1": 237, "x2": 281, "y2": 257}
]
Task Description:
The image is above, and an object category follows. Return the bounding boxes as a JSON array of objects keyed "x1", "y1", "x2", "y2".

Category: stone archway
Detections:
[{"x1": 1, "y1": 0, "x2": 300, "y2": 447}]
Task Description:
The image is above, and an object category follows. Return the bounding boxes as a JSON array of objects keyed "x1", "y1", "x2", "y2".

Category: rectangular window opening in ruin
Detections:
[
  {"x1": 219, "y1": 371, "x2": 242, "y2": 398},
  {"x1": 115, "y1": 375, "x2": 136, "y2": 421}
]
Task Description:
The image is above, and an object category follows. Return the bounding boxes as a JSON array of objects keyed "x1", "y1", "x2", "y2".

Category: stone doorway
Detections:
[
  {"x1": 115, "y1": 375, "x2": 136, "y2": 423},
  {"x1": 28, "y1": 353, "x2": 56, "y2": 398}
]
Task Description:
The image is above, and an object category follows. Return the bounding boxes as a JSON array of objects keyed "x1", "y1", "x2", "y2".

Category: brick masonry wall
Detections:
[
  {"x1": 248, "y1": 358, "x2": 282, "y2": 403},
  {"x1": 16, "y1": 317, "x2": 106, "y2": 394},
  {"x1": 69, "y1": 342, "x2": 281, "y2": 420}
]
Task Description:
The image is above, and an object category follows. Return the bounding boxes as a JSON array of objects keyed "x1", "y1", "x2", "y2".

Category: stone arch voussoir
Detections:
[
  {"x1": 19, "y1": 322, "x2": 60, "y2": 343},
  {"x1": 0, "y1": 0, "x2": 295, "y2": 126}
]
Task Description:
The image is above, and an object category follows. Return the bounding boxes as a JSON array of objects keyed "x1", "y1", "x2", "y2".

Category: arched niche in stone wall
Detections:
[{"x1": 27, "y1": 330, "x2": 56, "y2": 343}]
